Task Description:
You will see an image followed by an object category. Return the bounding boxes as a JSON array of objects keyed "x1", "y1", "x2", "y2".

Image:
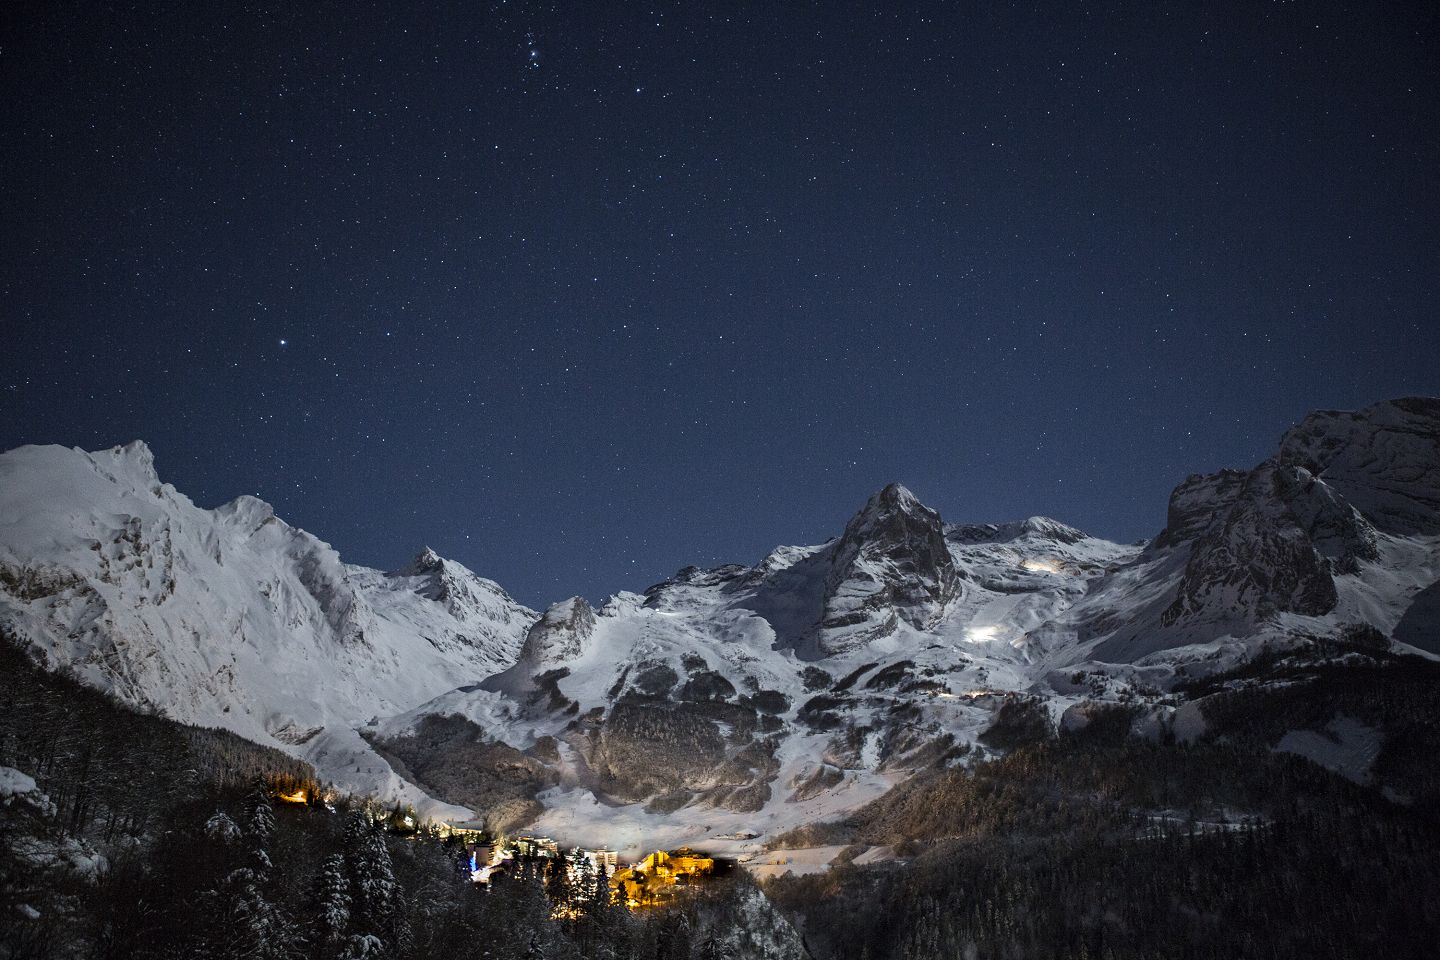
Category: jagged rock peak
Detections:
[
  {"x1": 85, "y1": 439, "x2": 161, "y2": 486},
  {"x1": 518, "y1": 596, "x2": 596, "y2": 663},
  {"x1": 878, "y1": 480, "x2": 920, "y2": 504},
  {"x1": 111, "y1": 438, "x2": 156, "y2": 468},
  {"x1": 386, "y1": 547, "x2": 533, "y2": 630},
  {"x1": 1160, "y1": 459, "x2": 1339, "y2": 628},
  {"x1": 1017, "y1": 516, "x2": 1089, "y2": 542},
  {"x1": 388, "y1": 546, "x2": 456, "y2": 607},
  {"x1": 1139, "y1": 398, "x2": 1439, "y2": 636},
  {"x1": 392, "y1": 546, "x2": 446, "y2": 577},
  {"x1": 839, "y1": 483, "x2": 944, "y2": 546},
  {"x1": 1278, "y1": 396, "x2": 1440, "y2": 535},
  {"x1": 1152, "y1": 469, "x2": 1248, "y2": 550},
  {"x1": 1273, "y1": 464, "x2": 1379, "y2": 573},
  {"x1": 758, "y1": 542, "x2": 820, "y2": 573},
  {"x1": 817, "y1": 483, "x2": 959, "y2": 652},
  {"x1": 833, "y1": 484, "x2": 950, "y2": 572},
  {"x1": 641, "y1": 563, "x2": 751, "y2": 607},
  {"x1": 657, "y1": 563, "x2": 750, "y2": 589},
  {"x1": 861, "y1": 481, "x2": 924, "y2": 515}
]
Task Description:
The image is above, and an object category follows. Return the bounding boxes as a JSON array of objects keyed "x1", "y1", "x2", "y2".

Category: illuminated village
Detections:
[
  {"x1": 268, "y1": 785, "x2": 722, "y2": 912},
  {"x1": 455, "y1": 831, "x2": 719, "y2": 909},
  {"x1": 610, "y1": 848, "x2": 718, "y2": 908}
]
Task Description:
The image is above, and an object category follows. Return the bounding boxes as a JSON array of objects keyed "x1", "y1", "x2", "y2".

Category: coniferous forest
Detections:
[
  {"x1": 7, "y1": 630, "x2": 1440, "y2": 959},
  {"x1": 0, "y1": 635, "x2": 800, "y2": 960}
]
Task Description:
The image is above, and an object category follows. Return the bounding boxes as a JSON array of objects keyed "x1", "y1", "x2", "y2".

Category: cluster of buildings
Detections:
[
  {"x1": 457, "y1": 833, "x2": 620, "y2": 886},
  {"x1": 611, "y1": 848, "x2": 717, "y2": 908},
  {"x1": 449, "y1": 830, "x2": 716, "y2": 907}
]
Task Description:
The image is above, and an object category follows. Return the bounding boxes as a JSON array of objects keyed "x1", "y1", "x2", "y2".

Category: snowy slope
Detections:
[
  {"x1": 378, "y1": 399, "x2": 1438, "y2": 855},
  {"x1": 379, "y1": 487, "x2": 1140, "y2": 857},
  {"x1": 0, "y1": 441, "x2": 536, "y2": 813},
  {"x1": 2, "y1": 397, "x2": 1437, "y2": 856}
]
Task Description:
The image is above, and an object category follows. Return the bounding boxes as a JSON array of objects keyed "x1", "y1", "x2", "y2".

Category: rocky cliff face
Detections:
[
  {"x1": 1160, "y1": 460, "x2": 1341, "y2": 627},
  {"x1": 815, "y1": 483, "x2": 961, "y2": 654},
  {"x1": 1149, "y1": 400, "x2": 1439, "y2": 635},
  {"x1": 1153, "y1": 469, "x2": 1248, "y2": 550},
  {"x1": 519, "y1": 597, "x2": 597, "y2": 663},
  {"x1": 1273, "y1": 464, "x2": 1380, "y2": 574},
  {"x1": 1072, "y1": 397, "x2": 1439, "y2": 664},
  {"x1": 479, "y1": 597, "x2": 598, "y2": 704},
  {"x1": 1279, "y1": 397, "x2": 1440, "y2": 536}
]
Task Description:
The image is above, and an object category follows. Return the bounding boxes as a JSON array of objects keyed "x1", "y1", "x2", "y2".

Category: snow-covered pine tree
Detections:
[
  {"x1": 698, "y1": 932, "x2": 731, "y2": 960},
  {"x1": 575, "y1": 861, "x2": 631, "y2": 958},
  {"x1": 343, "y1": 810, "x2": 372, "y2": 844},
  {"x1": 205, "y1": 810, "x2": 242, "y2": 844},
  {"x1": 306, "y1": 853, "x2": 353, "y2": 960},
  {"x1": 228, "y1": 870, "x2": 302, "y2": 960},
  {"x1": 245, "y1": 786, "x2": 276, "y2": 844},
  {"x1": 346, "y1": 826, "x2": 411, "y2": 956},
  {"x1": 544, "y1": 854, "x2": 572, "y2": 913},
  {"x1": 190, "y1": 864, "x2": 301, "y2": 960},
  {"x1": 338, "y1": 933, "x2": 384, "y2": 959}
]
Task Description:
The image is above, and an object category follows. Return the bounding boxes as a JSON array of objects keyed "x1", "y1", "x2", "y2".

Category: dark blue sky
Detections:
[{"x1": 3, "y1": 2, "x2": 1436, "y2": 608}]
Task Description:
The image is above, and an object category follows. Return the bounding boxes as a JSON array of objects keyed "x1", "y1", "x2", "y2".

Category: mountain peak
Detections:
[
  {"x1": 873, "y1": 481, "x2": 921, "y2": 510},
  {"x1": 1017, "y1": 516, "x2": 1089, "y2": 544},
  {"x1": 948, "y1": 516, "x2": 1090, "y2": 545},
  {"x1": 516, "y1": 596, "x2": 596, "y2": 664},
  {"x1": 815, "y1": 482, "x2": 958, "y2": 654},
  {"x1": 1279, "y1": 395, "x2": 1440, "y2": 535},
  {"x1": 88, "y1": 439, "x2": 160, "y2": 486},
  {"x1": 215, "y1": 493, "x2": 277, "y2": 529},
  {"x1": 845, "y1": 483, "x2": 936, "y2": 535},
  {"x1": 115, "y1": 438, "x2": 154, "y2": 463},
  {"x1": 394, "y1": 546, "x2": 446, "y2": 577}
]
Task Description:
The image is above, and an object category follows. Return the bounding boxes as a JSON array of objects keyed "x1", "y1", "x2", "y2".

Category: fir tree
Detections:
[
  {"x1": 205, "y1": 810, "x2": 242, "y2": 844},
  {"x1": 545, "y1": 854, "x2": 572, "y2": 912},
  {"x1": 192, "y1": 865, "x2": 301, "y2": 960},
  {"x1": 306, "y1": 853, "x2": 353, "y2": 960},
  {"x1": 245, "y1": 786, "x2": 276, "y2": 844},
  {"x1": 338, "y1": 933, "x2": 384, "y2": 960},
  {"x1": 346, "y1": 826, "x2": 411, "y2": 956}
]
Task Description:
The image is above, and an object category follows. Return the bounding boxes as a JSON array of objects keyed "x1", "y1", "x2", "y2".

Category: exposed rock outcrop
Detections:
[
  {"x1": 1161, "y1": 460, "x2": 1339, "y2": 627},
  {"x1": 816, "y1": 483, "x2": 960, "y2": 654},
  {"x1": 1279, "y1": 397, "x2": 1440, "y2": 536}
]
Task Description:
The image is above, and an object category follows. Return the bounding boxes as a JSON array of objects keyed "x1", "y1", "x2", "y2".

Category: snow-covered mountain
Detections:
[
  {"x1": 380, "y1": 484, "x2": 1141, "y2": 853},
  {"x1": 1026, "y1": 397, "x2": 1440, "y2": 669},
  {"x1": 2, "y1": 397, "x2": 1437, "y2": 855},
  {"x1": 375, "y1": 398, "x2": 1438, "y2": 855},
  {"x1": 0, "y1": 440, "x2": 536, "y2": 817}
]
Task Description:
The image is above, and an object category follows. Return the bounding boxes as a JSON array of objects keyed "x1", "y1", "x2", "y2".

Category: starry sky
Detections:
[{"x1": 2, "y1": 2, "x2": 1436, "y2": 608}]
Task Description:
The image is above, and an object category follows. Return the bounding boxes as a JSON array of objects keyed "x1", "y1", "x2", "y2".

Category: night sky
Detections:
[{"x1": 3, "y1": 2, "x2": 1436, "y2": 608}]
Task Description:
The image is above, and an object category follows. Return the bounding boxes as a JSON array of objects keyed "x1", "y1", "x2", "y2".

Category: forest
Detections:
[
  {"x1": 5, "y1": 632, "x2": 1440, "y2": 959},
  {"x1": 766, "y1": 648, "x2": 1440, "y2": 959},
  {"x1": 0, "y1": 634, "x2": 802, "y2": 960}
]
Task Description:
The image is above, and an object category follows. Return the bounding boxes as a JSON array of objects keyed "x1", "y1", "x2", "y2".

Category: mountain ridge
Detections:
[
  {"x1": 2, "y1": 397, "x2": 1437, "y2": 854},
  {"x1": 0, "y1": 440, "x2": 537, "y2": 821}
]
